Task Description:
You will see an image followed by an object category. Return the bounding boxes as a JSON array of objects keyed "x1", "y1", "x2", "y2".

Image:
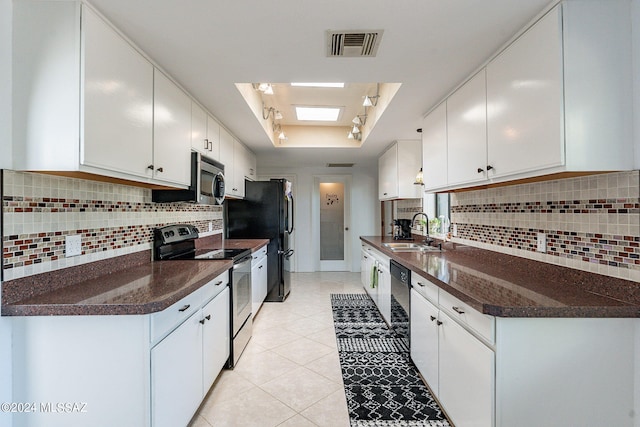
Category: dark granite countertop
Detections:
[
  {"x1": 360, "y1": 236, "x2": 640, "y2": 318},
  {"x1": 2, "y1": 237, "x2": 269, "y2": 316}
]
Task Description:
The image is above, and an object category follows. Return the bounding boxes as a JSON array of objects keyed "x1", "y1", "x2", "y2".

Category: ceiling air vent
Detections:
[
  {"x1": 326, "y1": 30, "x2": 383, "y2": 57},
  {"x1": 326, "y1": 163, "x2": 355, "y2": 168}
]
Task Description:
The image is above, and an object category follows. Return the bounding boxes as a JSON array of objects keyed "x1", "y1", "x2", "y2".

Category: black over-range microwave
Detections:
[{"x1": 152, "y1": 152, "x2": 225, "y2": 204}]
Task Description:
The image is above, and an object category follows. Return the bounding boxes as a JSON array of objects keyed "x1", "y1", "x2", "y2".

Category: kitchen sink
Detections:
[{"x1": 382, "y1": 242, "x2": 443, "y2": 252}]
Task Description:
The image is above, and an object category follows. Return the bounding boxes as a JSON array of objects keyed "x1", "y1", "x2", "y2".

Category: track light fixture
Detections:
[
  {"x1": 352, "y1": 114, "x2": 367, "y2": 126},
  {"x1": 262, "y1": 103, "x2": 283, "y2": 121},
  {"x1": 254, "y1": 83, "x2": 274, "y2": 95},
  {"x1": 363, "y1": 83, "x2": 380, "y2": 107}
]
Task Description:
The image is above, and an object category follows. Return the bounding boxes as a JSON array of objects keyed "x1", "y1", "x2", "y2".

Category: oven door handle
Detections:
[{"x1": 233, "y1": 254, "x2": 253, "y2": 268}]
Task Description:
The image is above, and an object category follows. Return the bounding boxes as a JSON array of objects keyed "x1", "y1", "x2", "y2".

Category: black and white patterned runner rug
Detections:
[{"x1": 331, "y1": 293, "x2": 451, "y2": 427}]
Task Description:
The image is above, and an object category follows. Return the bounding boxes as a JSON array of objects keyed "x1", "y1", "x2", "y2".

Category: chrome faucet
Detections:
[{"x1": 412, "y1": 212, "x2": 434, "y2": 246}]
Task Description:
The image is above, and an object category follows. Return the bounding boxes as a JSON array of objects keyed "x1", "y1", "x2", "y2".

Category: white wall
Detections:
[
  {"x1": 259, "y1": 162, "x2": 379, "y2": 273},
  {"x1": 0, "y1": 1, "x2": 13, "y2": 425}
]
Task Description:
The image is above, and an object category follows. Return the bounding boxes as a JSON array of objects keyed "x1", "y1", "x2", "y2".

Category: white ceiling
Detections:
[{"x1": 88, "y1": 0, "x2": 554, "y2": 168}]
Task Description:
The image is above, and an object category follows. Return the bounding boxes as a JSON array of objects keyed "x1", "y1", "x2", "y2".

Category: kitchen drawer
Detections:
[
  {"x1": 151, "y1": 285, "x2": 208, "y2": 344},
  {"x1": 411, "y1": 272, "x2": 439, "y2": 305},
  {"x1": 251, "y1": 246, "x2": 267, "y2": 264},
  {"x1": 201, "y1": 270, "x2": 230, "y2": 304},
  {"x1": 439, "y1": 290, "x2": 494, "y2": 344}
]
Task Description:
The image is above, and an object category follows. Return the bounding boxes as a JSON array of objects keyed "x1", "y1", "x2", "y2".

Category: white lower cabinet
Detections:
[
  {"x1": 251, "y1": 247, "x2": 268, "y2": 316},
  {"x1": 152, "y1": 286, "x2": 230, "y2": 427},
  {"x1": 360, "y1": 244, "x2": 390, "y2": 324},
  {"x1": 12, "y1": 273, "x2": 230, "y2": 427},
  {"x1": 438, "y1": 310, "x2": 494, "y2": 427},
  {"x1": 410, "y1": 288, "x2": 439, "y2": 393},
  {"x1": 376, "y1": 260, "x2": 391, "y2": 325},
  {"x1": 151, "y1": 311, "x2": 204, "y2": 427},
  {"x1": 410, "y1": 279, "x2": 636, "y2": 427}
]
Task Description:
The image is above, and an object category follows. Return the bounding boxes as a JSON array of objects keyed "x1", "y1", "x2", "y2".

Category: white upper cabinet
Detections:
[
  {"x1": 82, "y1": 7, "x2": 154, "y2": 178},
  {"x1": 191, "y1": 102, "x2": 221, "y2": 161},
  {"x1": 206, "y1": 115, "x2": 221, "y2": 161},
  {"x1": 152, "y1": 70, "x2": 191, "y2": 186},
  {"x1": 219, "y1": 126, "x2": 256, "y2": 199},
  {"x1": 422, "y1": 0, "x2": 633, "y2": 192},
  {"x1": 421, "y1": 102, "x2": 447, "y2": 190},
  {"x1": 191, "y1": 103, "x2": 209, "y2": 155},
  {"x1": 378, "y1": 140, "x2": 422, "y2": 200},
  {"x1": 447, "y1": 69, "x2": 488, "y2": 186},
  {"x1": 486, "y1": 6, "x2": 564, "y2": 178},
  {"x1": 11, "y1": 1, "x2": 256, "y2": 189}
]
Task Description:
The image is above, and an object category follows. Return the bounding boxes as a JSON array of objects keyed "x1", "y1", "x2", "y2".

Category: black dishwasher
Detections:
[{"x1": 390, "y1": 259, "x2": 410, "y2": 344}]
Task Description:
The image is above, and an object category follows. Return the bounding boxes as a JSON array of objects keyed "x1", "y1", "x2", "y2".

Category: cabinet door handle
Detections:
[
  {"x1": 477, "y1": 167, "x2": 484, "y2": 173},
  {"x1": 486, "y1": 165, "x2": 494, "y2": 171},
  {"x1": 258, "y1": 265, "x2": 263, "y2": 269},
  {"x1": 205, "y1": 315, "x2": 211, "y2": 321},
  {"x1": 452, "y1": 306, "x2": 465, "y2": 314},
  {"x1": 430, "y1": 315, "x2": 436, "y2": 322},
  {"x1": 383, "y1": 192, "x2": 388, "y2": 195},
  {"x1": 147, "y1": 165, "x2": 154, "y2": 170},
  {"x1": 416, "y1": 281, "x2": 425, "y2": 287},
  {"x1": 436, "y1": 320, "x2": 443, "y2": 326},
  {"x1": 156, "y1": 167, "x2": 164, "y2": 173},
  {"x1": 178, "y1": 304, "x2": 191, "y2": 312},
  {"x1": 208, "y1": 140, "x2": 213, "y2": 151},
  {"x1": 204, "y1": 139, "x2": 209, "y2": 150},
  {"x1": 215, "y1": 280, "x2": 223, "y2": 286},
  {"x1": 199, "y1": 318, "x2": 206, "y2": 324}
]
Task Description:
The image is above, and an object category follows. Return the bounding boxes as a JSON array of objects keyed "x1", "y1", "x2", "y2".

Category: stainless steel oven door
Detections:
[{"x1": 232, "y1": 255, "x2": 252, "y2": 336}]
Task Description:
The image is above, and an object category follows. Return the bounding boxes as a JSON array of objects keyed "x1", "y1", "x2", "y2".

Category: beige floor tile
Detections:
[
  {"x1": 188, "y1": 414, "x2": 212, "y2": 427},
  {"x1": 192, "y1": 272, "x2": 365, "y2": 425},
  {"x1": 277, "y1": 414, "x2": 319, "y2": 427},
  {"x1": 271, "y1": 336, "x2": 334, "y2": 365},
  {"x1": 203, "y1": 369, "x2": 255, "y2": 406},
  {"x1": 300, "y1": 389, "x2": 351, "y2": 427},
  {"x1": 307, "y1": 326, "x2": 339, "y2": 348},
  {"x1": 260, "y1": 365, "x2": 341, "y2": 412},
  {"x1": 199, "y1": 386, "x2": 297, "y2": 427},
  {"x1": 232, "y1": 349, "x2": 301, "y2": 386},
  {"x1": 248, "y1": 325, "x2": 302, "y2": 350},
  {"x1": 304, "y1": 351, "x2": 344, "y2": 384},
  {"x1": 282, "y1": 316, "x2": 328, "y2": 337}
]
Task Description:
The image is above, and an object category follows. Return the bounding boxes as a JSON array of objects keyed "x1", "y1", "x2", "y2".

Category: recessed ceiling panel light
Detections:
[
  {"x1": 291, "y1": 83, "x2": 345, "y2": 88},
  {"x1": 296, "y1": 107, "x2": 341, "y2": 121}
]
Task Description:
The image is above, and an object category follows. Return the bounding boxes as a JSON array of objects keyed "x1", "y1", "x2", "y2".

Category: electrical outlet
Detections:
[
  {"x1": 65, "y1": 234, "x2": 82, "y2": 257},
  {"x1": 536, "y1": 232, "x2": 546, "y2": 253}
]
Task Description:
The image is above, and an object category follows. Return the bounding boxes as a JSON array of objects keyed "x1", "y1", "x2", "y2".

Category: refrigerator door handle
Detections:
[
  {"x1": 287, "y1": 194, "x2": 294, "y2": 234},
  {"x1": 277, "y1": 249, "x2": 294, "y2": 259}
]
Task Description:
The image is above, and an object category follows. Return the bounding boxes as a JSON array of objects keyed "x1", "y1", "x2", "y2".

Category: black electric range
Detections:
[{"x1": 153, "y1": 224, "x2": 253, "y2": 368}]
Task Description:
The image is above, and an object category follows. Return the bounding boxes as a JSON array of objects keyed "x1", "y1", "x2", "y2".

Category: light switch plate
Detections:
[
  {"x1": 452, "y1": 224, "x2": 458, "y2": 237},
  {"x1": 536, "y1": 232, "x2": 546, "y2": 253},
  {"x1": 65, "y1": 234, "x2": 82, "y2": 257}
]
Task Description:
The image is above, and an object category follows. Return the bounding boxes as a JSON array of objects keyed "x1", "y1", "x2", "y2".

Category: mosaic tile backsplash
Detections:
[
  {"x1": 2, "y1": 171, "x2": 223, "y2": 281},
  {"x1": 450, "y1": 171, "x2": 640, "y2": 282}
]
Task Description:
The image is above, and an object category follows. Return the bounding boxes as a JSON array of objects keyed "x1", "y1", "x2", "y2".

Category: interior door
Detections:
[{"x1": 315, "y1": 176, "x2": 351, "y2": 271}]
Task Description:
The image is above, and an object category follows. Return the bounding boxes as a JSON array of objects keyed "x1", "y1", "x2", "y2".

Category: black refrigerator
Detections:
[{"x1": 225, "y1": 179, "x2": 294, "y2": 302}]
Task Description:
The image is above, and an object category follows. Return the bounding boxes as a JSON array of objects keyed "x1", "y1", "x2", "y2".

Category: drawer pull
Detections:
[
  {"x1": 430, "y1": 316, "x2": 436, "y2": 322},
  {"x1": 416, "y1": 281, "x2": 425, "y2": 287},
  {"x1": 199, "y1": 318, "x2": 206, "y2": 324},
  {"x1": 436, "y1": 320, "x2": 443, "y2": 326},
  {"x1": 452, "y1": 306, "x2": 465, "y2": 314},
  {"x1": 205, "y1": 315, "x2": 211, "y2": 321},
  {"x1": 259, "y1": 265, "x2": 263, "y2": 269},
  {"x1": 215, "y1": 280, "x2": 223, "y2": 286},
  {"x1": 178, "y1": 304, "x2": 191, "y2": 312}
]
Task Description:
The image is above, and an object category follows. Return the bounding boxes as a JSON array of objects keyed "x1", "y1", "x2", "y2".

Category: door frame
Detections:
[{"x1": 313, "y1": 175, "x2": 352, "y2": 271}]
